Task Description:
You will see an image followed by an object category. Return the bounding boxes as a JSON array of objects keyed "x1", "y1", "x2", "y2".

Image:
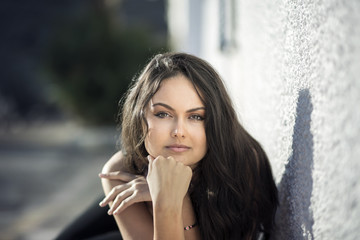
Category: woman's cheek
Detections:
[
  {"x1": 145, "y1": 129, "x2": 154, "y2": 151},
  {"x1": 145, "y1": 127, "x2": 162, "y2": 156}
]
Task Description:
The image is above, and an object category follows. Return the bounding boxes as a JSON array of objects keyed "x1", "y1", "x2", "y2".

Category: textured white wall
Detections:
[
  {"x1": 237, "y1": 1, "x2": 360, "y2": 239},
  {"x1": 167, "y1": 0, "x2": 360, "y2": 239}
]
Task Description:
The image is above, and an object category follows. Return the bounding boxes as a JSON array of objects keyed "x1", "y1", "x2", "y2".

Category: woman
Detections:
[{"x1": 99, "y1": 52, "x2": 278, "y2": 240}]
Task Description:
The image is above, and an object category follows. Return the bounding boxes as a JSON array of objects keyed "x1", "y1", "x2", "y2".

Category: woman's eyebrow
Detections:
[
  {"x1": 186, "y1": 107, "x2": 205, "y2": 113},
  {"x1": 151, "y1": 102, "x2": 174, "y2": 111},
  {"x1": 151, "y1": 103, "x2": 205, "y2": 112}
]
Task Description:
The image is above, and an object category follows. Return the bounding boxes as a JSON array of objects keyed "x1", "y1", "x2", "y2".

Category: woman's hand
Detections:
[
  {"x1": 99, "y1": 155, "x2": 192, "y2": 215},
  {"x1": 147, "y1": 155, "x2": 192, "y2": 208},
  {"x1": 99, "y1": 171, "x2": 151, "y2": 215},
  {"x1": 147, "y1": 155, "x2": 194, "y2": 240}
]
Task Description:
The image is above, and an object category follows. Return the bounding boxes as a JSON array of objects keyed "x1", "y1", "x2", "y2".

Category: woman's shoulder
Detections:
[{"x1": 102, "y1": 150, "x2": 127, "y2": 173}]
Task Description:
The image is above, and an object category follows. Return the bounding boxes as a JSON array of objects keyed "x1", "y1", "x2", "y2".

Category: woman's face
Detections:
[{"x1": 144, "y1": 74, "x2": 207, "y2": 168}]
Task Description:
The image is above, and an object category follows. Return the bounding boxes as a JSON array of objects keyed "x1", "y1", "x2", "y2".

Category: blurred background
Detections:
[{"x1": 0, "y1": 0, "x2": 167, "y2": 239}]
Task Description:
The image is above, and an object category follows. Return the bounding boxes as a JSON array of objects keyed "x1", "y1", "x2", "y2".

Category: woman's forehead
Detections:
[{"x1": 149, "y1": 75, "x2": 205, "y2": 109}]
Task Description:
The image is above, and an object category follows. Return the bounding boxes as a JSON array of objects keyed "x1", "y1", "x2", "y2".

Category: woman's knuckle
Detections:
[
  {"x1": 121, "y1": 199, "x2": 130, "y2": 208},
  {"x1": 132, "y1": 190, "x2": 139, "y2": 197},
  {"x1": 114, "y1": 195, "x2": 121, "y2": 202},
  {"x1": 109, "y1": 189, "x2": 116, "y2": 196}
]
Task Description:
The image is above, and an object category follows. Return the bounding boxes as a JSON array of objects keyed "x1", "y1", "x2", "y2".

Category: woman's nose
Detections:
[{"x1": 171, "y1": 120, "x2": 186, "y2": 138}]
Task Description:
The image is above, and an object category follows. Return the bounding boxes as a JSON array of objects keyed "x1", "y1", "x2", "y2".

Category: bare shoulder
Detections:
[
  {"x1": 101, "y1": 151, "x2": 129, "y2": 194},
  {"x1": 102, "y1": 151, "x2": 127, "y2": 173}
]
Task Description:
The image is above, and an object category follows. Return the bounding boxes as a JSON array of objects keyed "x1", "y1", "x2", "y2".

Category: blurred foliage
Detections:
[{"x1": 43, "y1": 6, "x2": 166, "y2": 125}]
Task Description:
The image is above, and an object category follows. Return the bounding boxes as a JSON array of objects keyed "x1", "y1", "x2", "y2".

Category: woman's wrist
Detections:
[
  {"x1": 152, "y1": 197, "x2": 185, "y2": 240},
  {"x1": 152, "y1": 195, "x2": 184, "y2": 214}
]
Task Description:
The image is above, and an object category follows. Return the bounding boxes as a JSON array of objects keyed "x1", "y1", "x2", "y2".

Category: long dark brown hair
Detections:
[{"x1": 119, "y1": 52, "x2": 278, "y2": 239}]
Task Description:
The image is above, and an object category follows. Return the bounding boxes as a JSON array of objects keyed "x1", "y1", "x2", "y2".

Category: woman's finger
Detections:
[
  {"x1": 99, "y1": 171, "x2": 138, "y2": 182},
  {"x1": 107, "y1": 188, "x2": 133, "y2": 215},
  {"x1": 99, "y1": 183, "x2": 131, "y2": 207},
  {"x1": 147, "y1": 155, "x2": 154, "y2": 175},
  {"x1": 113, "y1": 193, "x2": 139, "y2": 215}
]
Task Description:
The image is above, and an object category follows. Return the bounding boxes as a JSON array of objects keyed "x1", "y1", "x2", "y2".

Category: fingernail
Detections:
[
  {"x1": 99, "y1": 201, "x2": 105, "y2": 207},
  {"x1": 98, "y1": 173, "x2": 107, "y2": 177},
  {"x1": 107, "y1": 210, "x2": 112, "y2": 215}
]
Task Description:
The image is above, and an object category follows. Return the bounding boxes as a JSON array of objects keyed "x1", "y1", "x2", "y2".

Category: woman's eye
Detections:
[
  {"x1": 154, "y1": 112, "x2": 170, "y2": 118},
  {"x1": 189, "y1": 115, "x2": 204, "y2": 121}
]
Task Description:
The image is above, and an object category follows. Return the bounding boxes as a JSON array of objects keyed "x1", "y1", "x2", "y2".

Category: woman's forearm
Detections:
[
  {"x1": 153, "y1": 199, "x2": 185, "y2": 240},
  {"x1": 152, "y1": 194, "x2": 200, "y2": 240},
  {"x1": 147, "y1": 156, "x2": 201, "y2": 239}
]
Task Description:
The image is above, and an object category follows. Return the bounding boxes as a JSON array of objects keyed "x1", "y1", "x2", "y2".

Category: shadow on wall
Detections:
[{"x1": 275, "y1": 89, "x2": 314, "y2": 239}]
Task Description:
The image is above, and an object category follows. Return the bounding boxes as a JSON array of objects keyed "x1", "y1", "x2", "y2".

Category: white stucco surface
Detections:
[
  {"x1": 236, "y1": 1, "x2": 360, "y2": 239},
  {"x1": 167, "y1": 0, "x2": 360, "y2": 238}
]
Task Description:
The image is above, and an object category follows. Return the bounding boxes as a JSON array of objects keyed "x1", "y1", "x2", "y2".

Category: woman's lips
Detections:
[{"x1": 166, "y1": 144, "x2": 190, "y2": 153}]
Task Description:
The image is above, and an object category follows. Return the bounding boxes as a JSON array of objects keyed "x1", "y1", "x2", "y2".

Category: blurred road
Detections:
[{"x1": 0, "y1": 121, "x2": 118, "y2": 240}]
